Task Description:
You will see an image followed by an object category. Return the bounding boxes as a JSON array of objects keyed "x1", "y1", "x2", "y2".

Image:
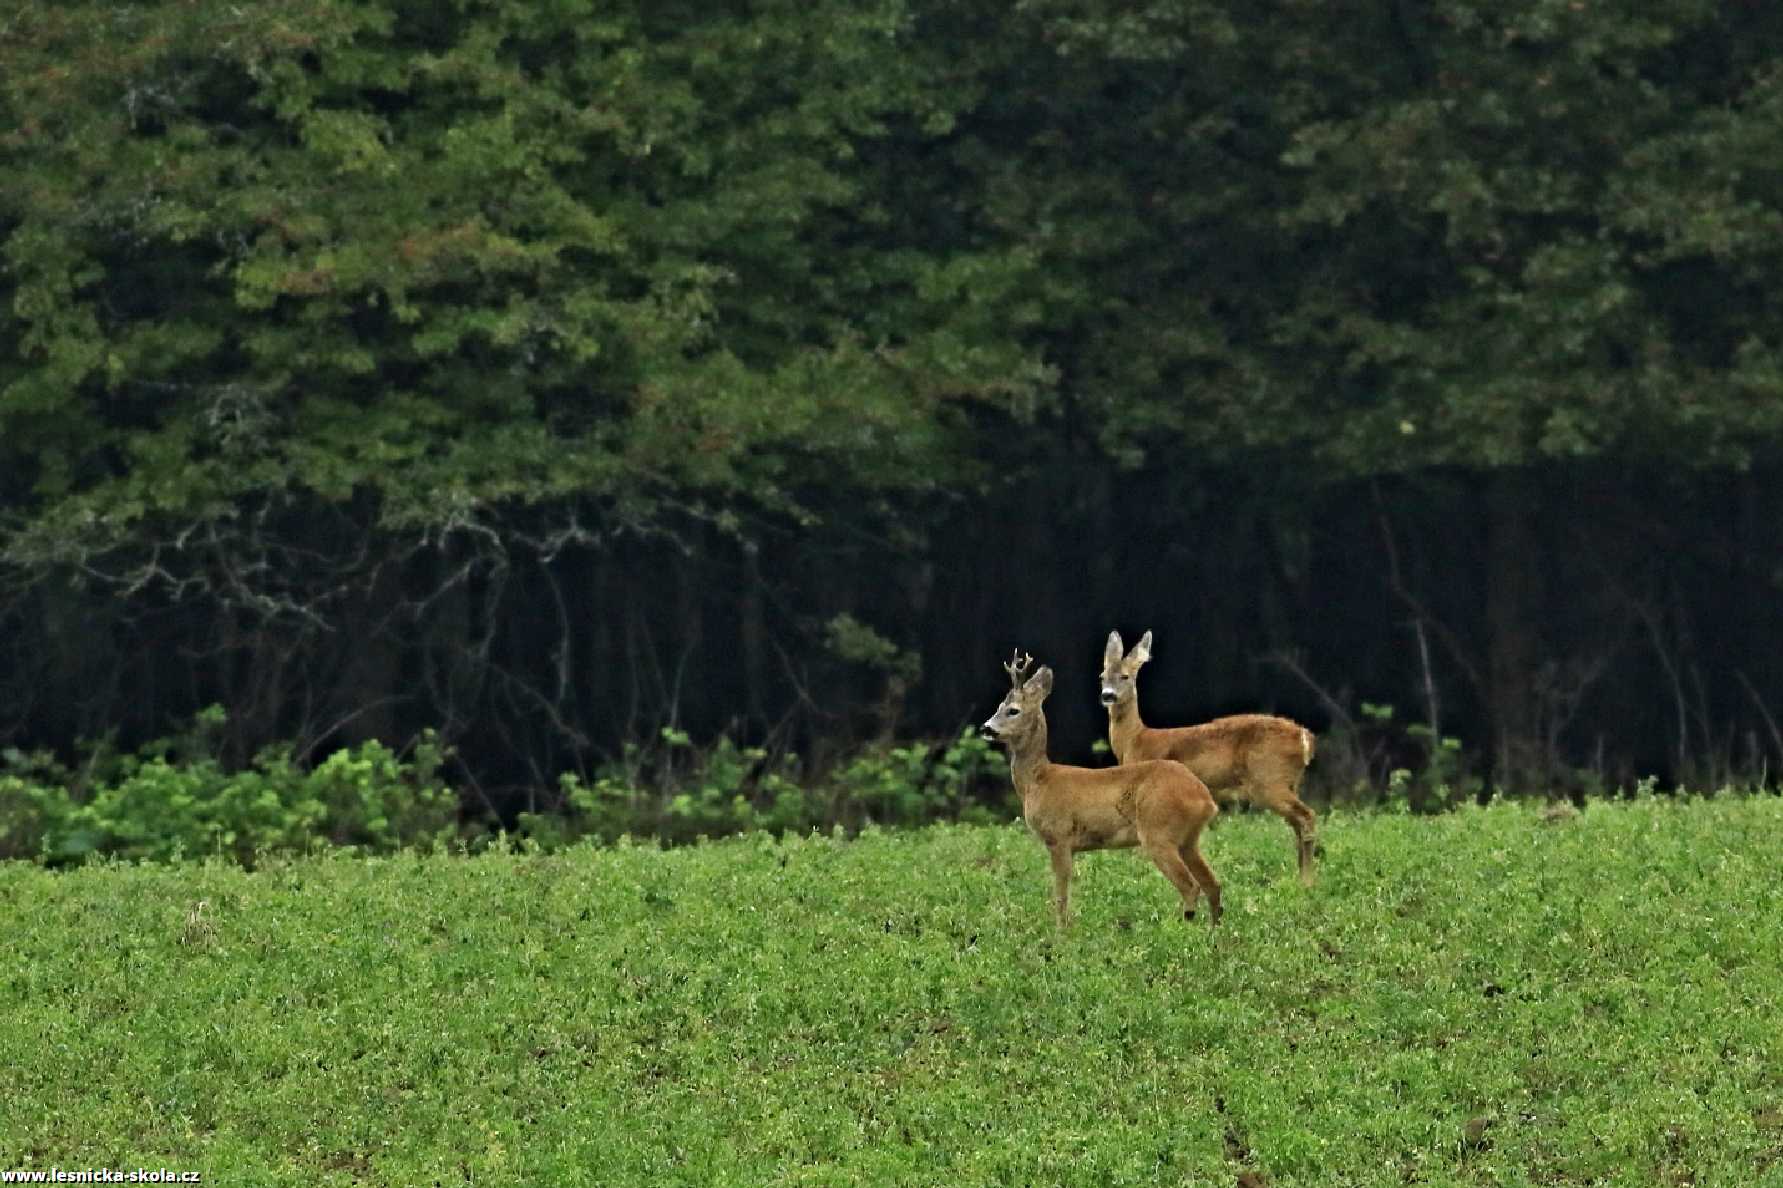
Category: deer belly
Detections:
[
  {"x1": 1073, "y1": 819, "x2": 1139, "y2": 851},
  {"x1": 1177, "y1": 754, "x2": 1241, "y2": 795},
  {"x1": 1025, "y1": 811, "x2": 1138, "y2": 851}
]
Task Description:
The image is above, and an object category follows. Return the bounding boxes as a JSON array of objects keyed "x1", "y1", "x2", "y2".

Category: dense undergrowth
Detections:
[
  {"x1": 0, "y1": 711, "x2": 1010, "y2": 865},
  {"x1": 4, "y1": 705, "x2": 1777, "y2": 870}
]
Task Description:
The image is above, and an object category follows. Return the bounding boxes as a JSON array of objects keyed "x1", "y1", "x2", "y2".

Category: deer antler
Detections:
[{"x1": 1004, "y1": 649, "x2": 1035, "y2": 687}]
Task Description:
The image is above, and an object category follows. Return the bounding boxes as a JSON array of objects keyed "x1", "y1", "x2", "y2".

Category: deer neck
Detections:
[
  {"x1": 1106, "y1": 694, "x2": 1144, "y2": 763},
  {"x1": 1006, "y1": 716, "x2": 1052, "y2": 798}
]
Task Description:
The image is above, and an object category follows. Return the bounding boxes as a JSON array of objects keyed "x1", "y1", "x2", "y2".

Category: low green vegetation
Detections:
[
  {"x1": 4, "y1": 796, "x2": 1780, "y2": 1185},
  {"x1": 536, "y1": 726, "x2": 1009, "y2": 846},
  {"x1": 0, "y1": 719, "x2": 1010, "y2": 865},
  {"x1": 0, "y1": 723, "x2": 460, "y2": 866}
]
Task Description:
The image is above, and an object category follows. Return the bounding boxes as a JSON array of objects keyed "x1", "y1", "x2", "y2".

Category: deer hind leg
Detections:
[
  {"x1": 1140, "y1": 812, "x2": 1220, "y2": 927},
  {"x1": 1177, "y1": 811, "x2": 1222, "y2": 927},
  {"x1": 1047, "y1": 844, "x2": 1075, "y2": 929},
  {"x1": 1254, "y1": 776, "x2": 1319, "y2": 887},
  {"x1": 1276, "y1": 796, "x2": 1318, "y2": 886},
  {"x1": 1175, "y1": 845, "x2": 1204, "y2": 920},
  {"x1": 1289, "y1": 799, "x2": 1318, "y2": 886}
]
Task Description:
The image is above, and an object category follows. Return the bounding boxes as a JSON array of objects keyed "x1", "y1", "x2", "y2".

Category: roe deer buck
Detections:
[
  {"x1": 980, "y1": 650, "x2": 1221, "y2": 929},
  {"x1": 1100, "y1": 630, "x2": 1320, "y2": 886}
]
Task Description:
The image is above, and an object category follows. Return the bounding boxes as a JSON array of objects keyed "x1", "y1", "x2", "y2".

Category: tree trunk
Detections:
[
  {"x1": 740, "y1": 546, "x2": 768, "y2": 731},
  {"x1": 1485, "y1": 469, "x2": 1542, "y2": 791},
  {"x1": 335, "y1": 559, "x2": 403, "y2": 747}
]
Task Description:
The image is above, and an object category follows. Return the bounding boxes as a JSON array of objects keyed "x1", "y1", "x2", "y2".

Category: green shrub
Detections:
[
  {"x1": 0, "y1": 714, "x2": 457, "y2": 866},
  {"x1": 303, "y1": 735, "x2": 457, "y2": 850},
  {"x1": 2, "y1": 712, "x2": 1009, "y2": 865},
  {"x1": 531, "y1": 726, "x2": 1009, "y2": 847},
  {"x1": 0, "y1": 768, "x2": 79, "y2": 863},
  {"x1": 831, "y1": 728, "x2": 1008, "y2": 827}
]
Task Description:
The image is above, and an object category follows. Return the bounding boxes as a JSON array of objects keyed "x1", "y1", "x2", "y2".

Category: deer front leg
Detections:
[{"x1": 1047, "y1": 843, "x2": 1075, "y2": 929}]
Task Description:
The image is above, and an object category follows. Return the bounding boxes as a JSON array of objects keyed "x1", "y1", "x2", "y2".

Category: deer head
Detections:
[
  {"x1": 1098, "y1": 629, "x2": 1152, "y2": 707},
  {"x1": 981, "y1": 649, "x2": 1053, "y2": 745}
]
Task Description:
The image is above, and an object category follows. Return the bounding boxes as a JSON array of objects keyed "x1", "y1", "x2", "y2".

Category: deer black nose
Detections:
[{"x1": 1099, "y1": 689, "x2": 1116, "y2": 705}]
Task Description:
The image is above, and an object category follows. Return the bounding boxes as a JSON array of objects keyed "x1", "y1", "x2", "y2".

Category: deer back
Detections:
[{"x1": 1136, "y1": 713, "x2": 1311, "y2": 794}]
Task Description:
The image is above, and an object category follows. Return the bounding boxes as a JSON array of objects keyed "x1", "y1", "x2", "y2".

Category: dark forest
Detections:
[{"x1": 5, "y1": 0, "x2": 1783, "y2": 821}]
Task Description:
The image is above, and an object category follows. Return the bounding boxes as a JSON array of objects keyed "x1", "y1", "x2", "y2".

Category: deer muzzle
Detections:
[{"x1": 1099, "y1": 687, "x2": 1117, "y2": 706}]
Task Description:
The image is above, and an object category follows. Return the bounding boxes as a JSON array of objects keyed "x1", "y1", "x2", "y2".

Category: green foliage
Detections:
[
  {"x1": 536, "y1": 727, "x2": 1010, "y2": 846},
  {"x1": 0, "y1": 0, "x2": 1043, "y2": 566},
  {"x1": 7, "y1": 0, "x2": 1783, "y2": 803},
  {"x1": 1317, "y1": 701, "x2": 1486, "y2": 811},
  {"x1": 829, "y1": 728, "x2": 1007, "y2": 826},
  {"x1": 1, "y1": 799, "x2": 1779, "y2": 1183},
  {"x1": 824, "y1": 612, "x2": 922, "y2": 686},
  {"x1": 0, "y1": 715, "x2": 457, "y2": 866},
  {"x1": 2, "y1": 714, "x2": 1007, "y2": 864},
  {"x1": 539, "y1": 731, "x2": 810, "y2": 845},
  {"x1": 12, "y1": 0, "x2": 1777, "y2": 557}
]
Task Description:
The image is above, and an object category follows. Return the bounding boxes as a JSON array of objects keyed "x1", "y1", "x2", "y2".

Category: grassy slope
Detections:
[{"x1": 3, "y1": 797, "x2": 1781, "y2": 1187}]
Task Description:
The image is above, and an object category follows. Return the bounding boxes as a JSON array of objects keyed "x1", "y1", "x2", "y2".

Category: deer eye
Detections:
[{"x1": 1004, "y1": 706, "x2": 1020, "y2": 717}]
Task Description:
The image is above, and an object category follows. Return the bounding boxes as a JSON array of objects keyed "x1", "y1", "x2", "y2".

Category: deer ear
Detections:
[
  {"x1": 1103, "y1": 631, "x2": 1123, "y2": 665},
  {"x1": 1131, "y1": 630, "x2": 1153, "y2": 665},
  {"x1": 1023, "y1": 665, "x2": 1054, "y2": 701}
]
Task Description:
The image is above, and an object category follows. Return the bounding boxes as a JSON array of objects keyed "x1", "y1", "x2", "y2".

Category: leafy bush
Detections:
[
  {"x1": 830, "y1": 729, "x2": 1008, "y2": 827},
  {"x1": 1, "y1": 709, "x2": 1011, "y2": 865},
  {"x1": 534, "y1": 732, "x2": 808, "y2": 846},
  {"x1": 4, "y1": 701, "x2": 1774, "y2": 871},
  {"x1": 0, "y1": 713, "x2": 457, "y2": 866},
  {"x1": 1310, "y1": 701, "x2": 1486, "y2": 810},
  {"x1": 530, "y1": 726, "x2": 1009, "y2": 846}
]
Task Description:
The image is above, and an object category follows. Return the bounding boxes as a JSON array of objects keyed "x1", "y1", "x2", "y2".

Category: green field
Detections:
[{"x1": 3, "y1": 797, "x2": 1781, "y2": 1186}]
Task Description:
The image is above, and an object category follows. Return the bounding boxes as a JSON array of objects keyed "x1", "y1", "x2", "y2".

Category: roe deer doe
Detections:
[
  {"x1": 1100, "y1": 630, "x2": 1319, "y2": 886},
  {"x1": 981, "y1": 650, "x2": 1221, "y2": 929}
]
